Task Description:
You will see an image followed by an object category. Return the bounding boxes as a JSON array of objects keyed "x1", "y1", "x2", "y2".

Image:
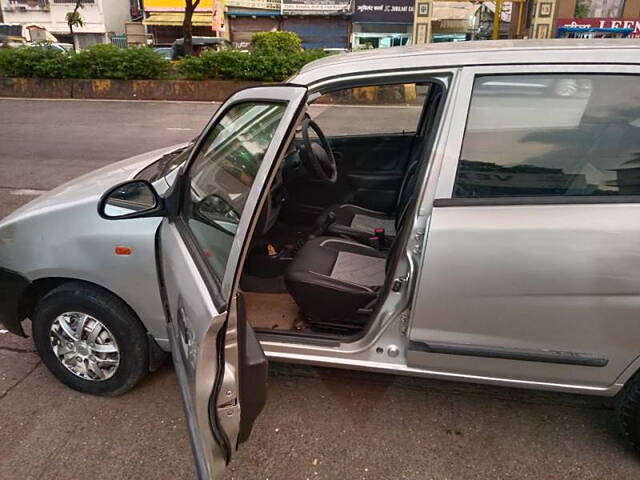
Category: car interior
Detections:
[{"x1": 239, "y1": 80, "x2": 446, "y2": 339}]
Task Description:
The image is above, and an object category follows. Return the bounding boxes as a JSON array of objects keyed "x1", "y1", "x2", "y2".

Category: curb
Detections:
[{"x1": 0, "y1": 77, "x2": 262, "y2": 102}]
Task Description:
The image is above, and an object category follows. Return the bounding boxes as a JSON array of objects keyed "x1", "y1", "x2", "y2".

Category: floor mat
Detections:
[
  {"x1": 244, "y1": 292, "x2": 301, "y2": 331},
  {"x1": 240, "y1": 274, "x2": 289, "y2": 294}
]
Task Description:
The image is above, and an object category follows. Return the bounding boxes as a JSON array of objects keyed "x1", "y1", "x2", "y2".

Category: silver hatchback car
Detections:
[{"x1": 2, "y1": 40, "x2": 640, "y2": 475}]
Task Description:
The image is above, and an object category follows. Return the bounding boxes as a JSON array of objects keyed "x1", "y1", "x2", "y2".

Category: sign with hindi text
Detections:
[
  {"x1": 353, "y1": 0, "x2": 413, "y2": 23},
  {"x1": 557, "y1": 18, "x2": 640, "y2": 38}
]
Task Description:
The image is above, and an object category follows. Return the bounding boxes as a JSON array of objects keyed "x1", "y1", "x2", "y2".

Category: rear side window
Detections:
[{"x1": 454, "y1": 74, "x2": 640, "y2": 198}]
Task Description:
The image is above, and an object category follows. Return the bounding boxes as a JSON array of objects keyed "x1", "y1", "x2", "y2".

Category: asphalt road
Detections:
[{"x1": 2, "y1": 98, "x2": 640, "y2": 480}]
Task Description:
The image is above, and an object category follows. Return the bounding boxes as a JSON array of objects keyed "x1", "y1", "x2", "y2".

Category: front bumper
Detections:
[{"x1": 0, "y1": 267, "x2": 30, "y2": 336}]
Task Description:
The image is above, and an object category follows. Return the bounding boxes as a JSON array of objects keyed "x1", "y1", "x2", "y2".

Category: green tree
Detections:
[
  {"x1": 183, "y1": 0, "x2": 201, "y2": 57},
  {"x1": 575, "y1": 0, "x2": 591, "y2": 18},
  {"x1": 66, "y1": 0, "x2": 85, "y2": 51}
]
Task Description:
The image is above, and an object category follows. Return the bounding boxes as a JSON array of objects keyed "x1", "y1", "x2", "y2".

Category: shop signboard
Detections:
[
  {"x1": 282, "y1": 0, "x2": 350, "y2": 15},
  {"x1": 145, "y1": 0, "x2": 280, "y2": 11},
  {"x1": 557, "y1": 18, "x2": 640, "y2": 38},
  {"x1": 353, "y1": 0, "x2": 413, "y2": 23},
  {"x1": 229, "y1": 0, "x2": 281, "y2": 9}
]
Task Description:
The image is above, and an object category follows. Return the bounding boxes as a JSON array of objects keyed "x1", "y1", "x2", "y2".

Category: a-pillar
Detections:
[{"x1": 412, "y1": 0, "x2": 433, "y2": 44}]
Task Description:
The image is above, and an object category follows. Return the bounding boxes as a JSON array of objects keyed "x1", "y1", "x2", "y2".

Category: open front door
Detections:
[{"x1": 156, "y1": 85, "x2": 308, "y2": 479}]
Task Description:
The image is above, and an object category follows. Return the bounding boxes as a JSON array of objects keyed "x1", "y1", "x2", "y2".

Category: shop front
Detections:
[
  {"x1": 352, "y1": 0, "x2": 413, "y2": 48},
  {"x1": 281, "y1": 0, "x2": 351, "y2": 49},
  {"x1": 144, "y1": 0, "x2": 285, "y2": 46},
  {"x1": 144, "y1": 12, "x2": 218, "y2": 45},
  {"x1": 556, "y1": 17, "x2": 640, "y2": 37},
  {"x1": 228, "y1": 11, "x2": 281, "y2": 49},
  {"x1": 143, "y1": 0, "x2": 219, "y2": 45},
  {"x1": 527, "y1": 0, "x2": 640, "y2": 39},
  {"x1": 227, "y1": 0, "x2": 281, "y2": 49}
]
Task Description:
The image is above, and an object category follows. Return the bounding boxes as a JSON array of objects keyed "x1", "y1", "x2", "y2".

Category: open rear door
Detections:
[{"x1": 156, "y1": 85, "x2": 308, "y2": 479}]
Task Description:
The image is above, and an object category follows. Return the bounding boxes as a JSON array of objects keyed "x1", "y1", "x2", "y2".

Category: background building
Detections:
[
  {"x1": 281, "y1": 0, "x2": 351, "y2": 49},
  {"x1": 143, "y1": 0, "x2": 220, "y2": 44},
  {"x1": 352, "y1": 0, "x2": 413, "y2": 49},
  {"x1": 0, "y1": 0, "x2": 134, "y2": 48},
  {"x1": 472, "y1": 1, "x2": 510, "y2": 39},
  {"x1": 555, "y1": 0, "x2": 640, "y2": 37},
  {"x1": 413, "y1": 0, "x2": 639, "y2": 43},
  {"x1": 143, "y1": 0, "x2": 282, "y2": 47},
  {"x1": 431, "y1": 1, "x2": 477, "y2": 41},
  {"x1": 227, "y1": 0, "x2": 281, "y2": 49}
]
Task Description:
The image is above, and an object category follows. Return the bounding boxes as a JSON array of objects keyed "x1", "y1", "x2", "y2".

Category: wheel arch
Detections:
[{"x1": 20, "y1": 277, "x2": 167, "y2": 371}]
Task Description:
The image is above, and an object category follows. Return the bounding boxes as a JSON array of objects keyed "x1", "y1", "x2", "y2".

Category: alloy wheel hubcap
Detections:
[{"x1": 49, "y1": 312, "x2": 120, "y2": 381}]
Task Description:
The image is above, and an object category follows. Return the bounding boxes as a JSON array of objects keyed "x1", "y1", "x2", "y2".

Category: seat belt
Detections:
[{"x1": 369, "y1": 227, "x2": 387, "y2": 250}]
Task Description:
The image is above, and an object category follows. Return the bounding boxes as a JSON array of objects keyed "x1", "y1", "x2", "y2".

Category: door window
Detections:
[
  {"x1": 453, "y1": 74, "x2": 640, "y2": 198},
  {"x1": 183, "y1": 102, "x2": 286, "y2": 280},
  {"x1": 310, "y1": 83, "x2": 430, "y2": 136}
]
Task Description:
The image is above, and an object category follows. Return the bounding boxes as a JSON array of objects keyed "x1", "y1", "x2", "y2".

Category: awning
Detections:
[
  {"x1": 143, "y1": 12, "x2": 213, "y2": 27},
  {"x1": 227, "y1": 9, "x2": 280, "y2": 16}
]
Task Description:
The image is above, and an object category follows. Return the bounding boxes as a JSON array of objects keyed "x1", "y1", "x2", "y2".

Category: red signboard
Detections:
[{"x1": 557, "y1": 18, "x2": 640, "y2": 38}]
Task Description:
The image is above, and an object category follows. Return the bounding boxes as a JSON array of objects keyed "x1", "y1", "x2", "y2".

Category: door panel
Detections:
[
  {"x1": 236, "y1": 291, "x2": 268, "y2": 443},
  {"x1": 335, "y1": 134, "x2": 414, "y2": 211},
  {"x1": 159, "y1": 85, "x2": 308, "y2": 478},
  {"x1": 410, "y1": 65, "x2": 640, "y2": 390},
  {"x1": 159, "y1": 220, "x2": 234, "y2": 479},
  {"x1": 331, "y1": 133, "x2": 414, "y2": 172},
  {"x1": 286, "y1": 133, "x2": 414, "y2": 215},
  {"x1": 409, "y1": 204, "x2": 640, "y2": 388}
]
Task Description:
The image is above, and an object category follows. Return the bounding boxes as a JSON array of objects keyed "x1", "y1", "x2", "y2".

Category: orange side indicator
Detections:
[{"x1": 115, "y1": 246, "x2": 132, "y2": 256}]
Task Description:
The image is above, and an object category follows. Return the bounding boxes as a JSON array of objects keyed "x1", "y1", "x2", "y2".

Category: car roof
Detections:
[{"x1": 292, "y1": 39, "x2": 640, "y2": 86}]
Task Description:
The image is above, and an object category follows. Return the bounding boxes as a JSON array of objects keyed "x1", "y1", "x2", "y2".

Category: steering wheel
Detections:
[{"x1": 300, "y1": 117, "x2": 337, "y2": 184}]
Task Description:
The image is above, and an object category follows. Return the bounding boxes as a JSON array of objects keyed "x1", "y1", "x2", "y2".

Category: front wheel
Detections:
[{"x1": 32, "y1": 282, "x2": 149, "y2": 396}]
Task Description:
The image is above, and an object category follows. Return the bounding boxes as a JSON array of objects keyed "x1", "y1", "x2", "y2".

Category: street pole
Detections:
[
  {"x1": 492, "y1": 0, "x2": 502, "y2": 39},
  {"x1": 516, "y1": 0, "x2": 523, "y2": 38}
]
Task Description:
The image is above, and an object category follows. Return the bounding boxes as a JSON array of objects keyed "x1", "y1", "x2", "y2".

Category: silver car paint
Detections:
[
  {"x1": 0, "y1": 145, "x2": 182, "y2": 348},
  {"x1": 2, "y1": 40, "x2": 640, "y2": 395},
  {"x1": 408, "y1": 63, "x2": 640, "y2": 391},
  {"x1": 159, "y1": 85, "x2": 308, "y2": 476},
  {"x1": 158, "y1": 219, "x2": 231, "y2": 478}
]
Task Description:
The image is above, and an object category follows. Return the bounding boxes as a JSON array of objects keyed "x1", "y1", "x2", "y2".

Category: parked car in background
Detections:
[
  {"x1": 1, "y1": 40, "x2": 640, "y2": 477},
  {"x1": 28, "y1": 42, "x2": 73, "y2": 53},
  {"x1": 0, "y1": 34, "x2": 25, "y2": 49},
  {"x1": 170, "y1": 36, "x2": 232, "y2": 59},
  {"x1": 153, "y1": 46, "x2": 173, "y2": 60}
]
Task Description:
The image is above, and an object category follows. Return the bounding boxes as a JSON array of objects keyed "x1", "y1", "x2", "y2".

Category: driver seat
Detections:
[
  {"x1": 317, "y1": 157, "x2": 420, "y2": 241},
  {"x1": 286, "y1": 193, "x2": 416, "y2": 328},
  {"x1": 285, "y1": 237, "x2": 387, "y2": 327}
]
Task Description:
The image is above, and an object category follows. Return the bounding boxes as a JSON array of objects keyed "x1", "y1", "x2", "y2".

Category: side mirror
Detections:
[{"x1": 98, "y1": 180, "x2": 163, "y2": 220}]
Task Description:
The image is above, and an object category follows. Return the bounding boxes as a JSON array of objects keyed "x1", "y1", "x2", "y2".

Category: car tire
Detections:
[
  {"x1": 615, "y1": 371, "x2": 640, "y2": 453},
  {"x1": 32, "y1": 282, "x2": 149, "y2": 396}
]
